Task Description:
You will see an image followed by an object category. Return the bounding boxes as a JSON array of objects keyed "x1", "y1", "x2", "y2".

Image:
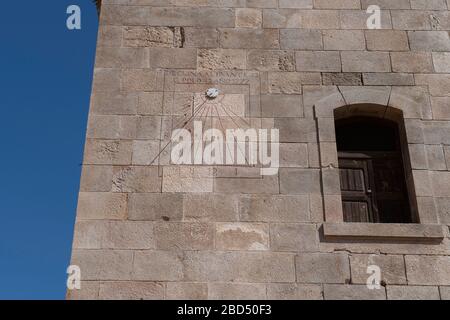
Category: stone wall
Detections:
[{"x1": 68, "y1": 0, "x2": 450, "y2": 300}]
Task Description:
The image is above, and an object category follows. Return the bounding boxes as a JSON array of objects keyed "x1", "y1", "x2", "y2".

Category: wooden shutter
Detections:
[{"x1": 338, "y1": 156, "x2": 379, "y2": 223}]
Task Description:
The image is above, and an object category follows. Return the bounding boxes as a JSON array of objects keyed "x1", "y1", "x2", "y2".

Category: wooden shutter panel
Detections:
[{"x1": 339, "y1": 157, "x2": 378, "y2": 223}]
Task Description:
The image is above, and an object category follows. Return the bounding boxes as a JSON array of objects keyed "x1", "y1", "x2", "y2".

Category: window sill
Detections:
[{"x1": 322, "y1": 223, "x2": 445, "y2": 242}]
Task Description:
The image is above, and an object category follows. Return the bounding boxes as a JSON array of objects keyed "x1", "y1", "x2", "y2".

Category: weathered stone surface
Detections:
[
  {"x1": 166, "y1": 282, "x2": 208, "y2": 300},
  {"x1": 216, "y1": 223, "x2": 269, "y2": 251},
  {"x1": 248, "y1": 50, "x2": 295, "y2": 72},
  {"x1": 183, "y1": 194, "x2": 239, "y2": 222},
  {"x1": 183, "y1": 251, "x2": 296, "y2": 282},
  {"x1": 66, "y1": 282, "x2": 99, "y2": 300},
  {"x1": 440, "y1": 286, "x2": 450, "y2": 300},
  {"x1": 280, "y1": 29, "x2": 323, "y2": 50},
  {"x1": 405, "y1": 255, "x2": 450, "y2": 285},
  {"x1": 99, "y1": 282, "x2": 164, "y2": 300},
  {"x1": 77, "y1": 192, "x2": 127, "y2": 220},
  {"x1": 79, "y1": 166, "x2": 113, "y2": 192},
  {"x1": 280, "y1": 169, "x2": 321, "y2": 194},
  {"x1": 261, "y1": 94, "x2": 303, "y2": 117},
  {"x1": 163, "y1": 167, "x2": 214, "y2": 193},
  {"x1": 324, "y1": 285, "x2": 386, "y2": 300},
  {"x1": 240, "y1": 195, "x2": 310, "y2": 222},
  {"x1": 220, "y1": 29, "x2": 279, "y2": 49},
  {"x1": 198, "y1": 49, "x2": 246, "y2": 70},
  {"x1": 235, "y1": 8, "x2": 262, "y2": 28},
  {"x1": 267, "y1": 283, "x2": 322, "y2": 300},
  {"x1": 270, "y1": 223, "x2": 318, "y2": 252},
  {"x1": 73, "y1": 221, "x2": 155, "y2": 250},
  {"x1": 275, "y1": 118, "x2": 316, "y2": 142},
  {"x1": 350, "y1": 254, "x2": 407, "y2": 285},
  {"x1": 208, "y1": 283, "x2": 267, "y2": 300},
  {"x1": 322, "y1": 30, "x2": 365, "y2": 50},
  {"x1": 154, "y1": 222, "x2": 214, "y2": 250},
  {"x1": 129, "y1": 193, "x2": 183, "y2": 221},
  {"x1": 296, "y1": 253, "x2": 351, "y2": 284},
  {"x1": 122, "y1": 69, "x2": 164, "y2": 92},
  {"x1": 71, "y1": 250, "x2": 133, "y2": 280},
  {"x1": 433, "y1": 52, "x2": 450, "y2": 73},
  {"x1": 296, "y1": 51, "x2": 341, "y2": 72},
  {"x1": 387, "y1": 286, "x2": 440, "y2": 300},
  {"x1": 112, "y1": 166, "x2": 161, "y2": 193},
  {"x1": 87, "y1": 115, "x2": 137, "y2": 140},
  {"x1": 409, "y1": 31, "x2": 450, "y2": 51},
  {"x1": 323, "y1": 73, "x2": 362, "y2": 86},
  {"x1": 365, "y1": 30, "x2": 409, "y2": 51},
  {"x1": 123, "y1": 26, "x2": 182, "y2": 48},
  {"x1": 133, "y1": 251, "x2": 184, "y2": 281},
  {"x1": 264, "y1": 72, "x2": 321, "y2": 94},
  {"x1": 280, "y1": 143, "x2": 309, "y2": 167},
  {"x1": 341, "y1": 52, "x2": 391, "y2": 72},
  {"x1": 391, "y1": 52, "x2": 433, "y2": 73}
]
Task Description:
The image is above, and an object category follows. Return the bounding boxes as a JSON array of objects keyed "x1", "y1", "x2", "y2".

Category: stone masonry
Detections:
[{"x1": 68, "y1": 0, "x2": 450, "y2": 300}]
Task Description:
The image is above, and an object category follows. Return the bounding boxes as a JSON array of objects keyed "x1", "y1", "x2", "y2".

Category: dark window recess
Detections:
[{"x1": 336, "y1": 117, "x2": 413, "y2": 224}]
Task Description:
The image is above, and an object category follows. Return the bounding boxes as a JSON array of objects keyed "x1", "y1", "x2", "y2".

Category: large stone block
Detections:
[
  {"x1": 264, "y1": 72, "x2": 321, "y2": 94},
  {"x1": 391, "y1": 52, "x2": 433, "y2": 73},
  {"x1": 261, "y1": 94, "x2": 303, "y2": 117},
  {"x1": 239, "y1": 195, "x2": 310, "y2": 222},
  {"x1": 296, "y1": 253, "x2": 351, "y2": 284},
  {"x1": 77, "y1": 192, "x2": 127, "y2": 220},
  {"x1": 322, "y1": 30, "x2": 365, "y2": 50},
  {"x1": 73, "y1": 221, "x2": 155, "y2": 250},
  {"x1": 183, "y1": 251, "x2": 296, "y2": 282},
  {"x1": 324, "y1": 285, "x2": 386, "y2": 300},
  {"x1": 149, "y1": 48, "x2": 197, "y2": 69},
  {"x1": 71, "y1": 250, "x2": 133, "y2": 280},
  {"x1": 183, "y1": 194, "x2": 239, "y2": 222},
  {"x1": 280, "y1": 29, "x2": 323, "y2": 50},
  {"x1": 270, "y1": 223, "x2": 318, "y2": 252},
  {"x1": 387, "y1": 286, "x2": 440, "y2": 300},
  {"x1": 350, "y1": 254, "x2": 407, "y2": 285},
  {"x1": 123, "y1": 26, "x2": 182, "y2": 48},
  {"x1": 220, "y1": 29, "x2": 279, "y2": 49},
  {"x1": 198, "y1": 49, "x2": 246, "y2": 70},
  {"x1": 166, "y1": 282, "x2": 208, "y2": 300},
  {"x1": 79, "y1": 166, "x2": 113, "y2": 192},
  {"x1": 96, "y1": 47, "x2": 149, "y2": 68},
  {"x1": 122, "y1": 69, "x2": 164, "y2": 92},
  {"x1": 87, "y1": 115, "x2": 137, "y2": 140},
  {"x1": 235, "y1": 8, "x2": 262, "y2": 28},
  {"x1": 280, "y1": 168, "x2": 321, "y2": 194},
  {"x1": 112, "y1": 166, "x2": 162, "y2": 193},
  {"x1": 214, "y1": 175, "x2": 279, "y2": 194},
  {"x1": 280, "y1": 143, "x2": 309, "y2": 167},
  {"x1": 128, "y1": 193, "x2": 183, "y2": 221},
  {"x1": 408, "y1": 31, "x2": 450, "y2": 51},
  {"x1": 208, "y1": 283, "x2": 267, "y2": 300},
  {"x1": 99, "y1": 282, "x2": 165, "y2": 300},
  {"x1": 247, "y1": 50, "x2": 295, "y2": 72},
  {"x1": 132, "y1": 251, "x2": 184, "y2": 281},
  {"x1": 274, "y1": 118, "x2": 316, "y2": 142},
  {"x1": 341, "y1": 51, "x2": 391, "y2": 72},
  {"x1": 154, "y1": 222, "x2": 214, "y2": 250},
  {"x1": 163, "y1": 167, "x2": 214, "y2": 193},
  {"x1": 405, "y1": 255, "x2": 450, "y2": 285},
  {"x1": 91, "y1": 92, "x2": 138, "y2": 115},
  {"x1": 295, "y1": 51, "x2": 341, "y2": 72},
  {"x1": 267, "y1": 283, "x2": 322, "y2": 300},
  {"x1": 215, "y1": 223, "x2": 269, "y2": 251},
  {"x1": 365, "y1": 30, "x2": 409, "y2": 51}
]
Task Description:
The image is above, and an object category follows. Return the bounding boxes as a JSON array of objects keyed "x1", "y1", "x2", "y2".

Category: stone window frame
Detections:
[{"x1": 314, "y1": 87, "x2": 444, "y2": 241}]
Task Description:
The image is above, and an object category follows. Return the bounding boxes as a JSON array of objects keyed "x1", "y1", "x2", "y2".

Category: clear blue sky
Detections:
[{"x1": 0, "y1": 1, "x2": 98, "y2": 299}]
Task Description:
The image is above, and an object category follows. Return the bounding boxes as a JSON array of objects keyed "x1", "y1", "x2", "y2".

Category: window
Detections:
[{"x1": 336, "y1": 117, "x2": 415, "y2": 224}]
